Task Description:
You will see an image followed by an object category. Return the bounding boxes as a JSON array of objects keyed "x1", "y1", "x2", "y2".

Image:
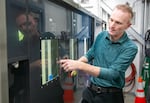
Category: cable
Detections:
[{"x1": 124, "y1": 63, "x2": 136, "y2": 93}]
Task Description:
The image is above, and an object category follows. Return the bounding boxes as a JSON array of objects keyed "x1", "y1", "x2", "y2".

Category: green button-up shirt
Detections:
[{"x1": 85, "y1": 31, "x2": 138, "y2": 88}]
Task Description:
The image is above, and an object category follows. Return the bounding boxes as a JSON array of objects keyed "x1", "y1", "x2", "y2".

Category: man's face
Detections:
[
  {"x1": 16, "y1": 14, "x2": 37, "y2": 36},
  {"x1": 108, "y1": 9, "x2": 131, "y2": 37}
]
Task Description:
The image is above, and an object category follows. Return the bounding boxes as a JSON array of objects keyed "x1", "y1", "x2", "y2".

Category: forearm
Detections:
[
  {"x1": 78, "y1": 62, "x2": 100, "y2": 77},
  {"x1": 60, "y1": 58, "x2": 100, "y2": 77},
  {"x1": 78, "y1": 56, "x2": 88, "y2": 62},
  {"x1": 77, "y1": 56, "x2": 100, "y2": 77}
]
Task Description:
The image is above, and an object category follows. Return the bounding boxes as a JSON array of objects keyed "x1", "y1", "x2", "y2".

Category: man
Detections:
[
  {"x1": 16, "y1": 13, "x2": 43, "y2": 67},
  {"x1": 16, "y1": 13, "x2": 40, "y2": 39},
  {"x1": 16, "y1": 13, "x2": 67, "y2": 66},
  {"x1": 16, "y1": 13, "x2": 65, "y2": 103},
  {"x1": 60, "y1": 4, "x2": 138, "y2": 103}
]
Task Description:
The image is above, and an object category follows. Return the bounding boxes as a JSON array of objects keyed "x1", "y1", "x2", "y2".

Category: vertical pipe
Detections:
[
  {"x1": 69, "y1": 39, "x2": 74, "y2": 59},
  {"x1": 41, "y1": 40, "x2": 46, "y2": 84},
  {"x1": 144, "y1": 0, "x2": 147, "y2": 34},
  {"x1": 0, "y1": 0, "x2": 9, "y2": 103},
  {"x1": 142, "y1": 0, "x2": 147, "y2": 57},
  {"x1": 84, "y1": 37, "x2": 87, "y2": 54},
  {"x1": 47, "y1": 40, "x2": 52, "y2": 80}
]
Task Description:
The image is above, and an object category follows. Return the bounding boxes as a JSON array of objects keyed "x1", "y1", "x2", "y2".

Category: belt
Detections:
[{"x1": 89, "y1": 83, "x2": 122, "y2": 93}]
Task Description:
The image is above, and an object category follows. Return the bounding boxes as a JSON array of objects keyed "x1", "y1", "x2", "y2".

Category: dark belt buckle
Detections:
[{"x1": 96, "y1": 87, "x2": 102, "y2": 93}]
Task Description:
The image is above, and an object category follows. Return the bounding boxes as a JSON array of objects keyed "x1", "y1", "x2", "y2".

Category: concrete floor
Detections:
[{"x1": 124, "y1": 93, "x2": 135, "y2": 103}]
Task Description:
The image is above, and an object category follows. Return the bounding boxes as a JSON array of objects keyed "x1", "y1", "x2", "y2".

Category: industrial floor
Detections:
[{"x1": 73, "y1": 87, "x2": 135, "y2": 103}]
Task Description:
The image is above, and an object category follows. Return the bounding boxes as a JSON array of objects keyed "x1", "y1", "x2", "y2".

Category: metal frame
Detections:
[{"x1": 0, "y1": 0, "x2": 9, "y2": 103}]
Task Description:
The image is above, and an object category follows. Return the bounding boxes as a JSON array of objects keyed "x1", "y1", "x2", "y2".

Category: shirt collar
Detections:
[{"x1": 105, "y1": 31, "x2": 128, "y2": 44}]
